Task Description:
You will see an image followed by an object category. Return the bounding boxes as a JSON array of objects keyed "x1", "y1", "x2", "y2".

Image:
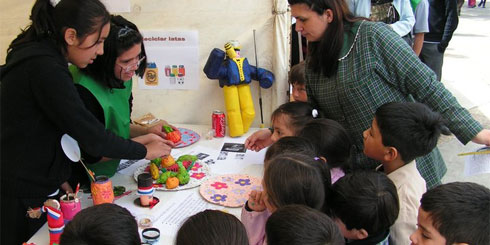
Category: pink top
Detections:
[
  {"x1": 330, "y1": 167, "x2": 345, "y2": 184},
  {"x1": 241, "y1": 206, "x2": 271, "y2": 245}
]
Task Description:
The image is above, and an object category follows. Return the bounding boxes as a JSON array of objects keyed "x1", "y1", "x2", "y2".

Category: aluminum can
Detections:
[
  {"x1": 164, "y1": 65, "x2": 171, "y2": 76},
  {"x1": 91, "y1": 175, "x2": 114, "y2": 205},
  {"x1": 212, "y1": 110, "x2": 226, "y2": 137},
  {"x1": 178, "y1": 65, "x2": 185, "y2": 76}
]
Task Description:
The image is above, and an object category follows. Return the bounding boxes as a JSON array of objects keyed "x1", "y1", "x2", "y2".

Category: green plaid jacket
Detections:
[{"x1": 306, "y1": 21, "x2": 483, "y2": 189}]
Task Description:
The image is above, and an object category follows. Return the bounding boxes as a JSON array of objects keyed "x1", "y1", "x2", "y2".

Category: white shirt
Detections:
[
  {"x1": 347, "y1": 0, "x2": 416, "y2": 36},
  {"x1": 385, "y1": 161, "x2": 426, "y2": 245}
]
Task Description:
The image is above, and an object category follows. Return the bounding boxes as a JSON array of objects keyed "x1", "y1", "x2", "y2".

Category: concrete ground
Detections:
[{"x1": 437, "y1": 5, "x2": 490, "y2": 187}]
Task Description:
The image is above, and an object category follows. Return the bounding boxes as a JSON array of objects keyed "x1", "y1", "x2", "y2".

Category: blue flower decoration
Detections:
[
  {"x1": 235, "y1": 178, "x2": 251, "y2": 186},
  {"x1": 210, "y1": 194, "x2": 227, "y2": 202}
]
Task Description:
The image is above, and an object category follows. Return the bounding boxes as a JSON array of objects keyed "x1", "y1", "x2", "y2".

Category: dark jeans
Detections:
[
  {"x1": 1, "y1": 195, "x2": 48, "y2": 245},
  {"x1": 420, "y1": 43, "x2": 444, "y2": 81}
]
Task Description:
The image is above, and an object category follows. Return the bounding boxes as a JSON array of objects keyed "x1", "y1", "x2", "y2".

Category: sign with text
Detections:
[{"x1": 139, "y1": 31, "x2": 199, "y2": 90}]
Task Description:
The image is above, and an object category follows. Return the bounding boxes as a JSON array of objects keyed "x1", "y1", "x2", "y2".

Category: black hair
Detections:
[
  {"x1": 420, "y1": 182, "x2": 490, "y2": 245},
  {"x1": 266, "y1": 204, "x2": 345, "y2": 245},
  {"x1": 298, "y1": 119, "x2": 353, "y2": 172},
  {"x1": 271, "y1": 101, "x2": 319, "y2": 135},
  {"x1": 288, "y1": 0, "x2": 366, "y2": 77},
  {"x1": 8, "y1": 0, "x2": 110, "y2": 54},
  {"x1": 81, "y1": 15, "x2": 147, "y2": 89},
  {"x1": 60, "y1": 203, "x2": 140, "y2": 245},
  {"x1": 375, "y1": 102, "x2": 451, "y2": 163},
  {"x1": 176, "y1": 209, "x2": 248, "y2": 245},
  {"x1": 264, "y1": 136, "x2": 317, "y2": 166},
  {"x1": 328, "y1": 171, "x2": 399, "y2": 236},
  {"x1": 264, "y1": 153, "x2": 331, "y2": 211},
  {"x1": 289, "y1": 61, "x2": 306, "y2": 85}
]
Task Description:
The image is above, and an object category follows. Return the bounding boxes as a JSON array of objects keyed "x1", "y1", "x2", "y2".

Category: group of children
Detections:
[
  {"x1": 241, "y1": 98, "x2": 489, "y2": 245},
  {"x1": 58, "y1": 99, "x2": 489, "y2": 245}
]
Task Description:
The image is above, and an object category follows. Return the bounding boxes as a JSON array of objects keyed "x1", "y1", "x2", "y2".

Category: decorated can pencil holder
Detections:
[
  {"x1": 60, "y1": 193, "x2": 81, "y2": 221},
  {"x1": 91, "y1": 175, "x2": 114, "y2": 205},
  {"x1": 137, "y1": 173, "x2": 154, "y2": 206}
]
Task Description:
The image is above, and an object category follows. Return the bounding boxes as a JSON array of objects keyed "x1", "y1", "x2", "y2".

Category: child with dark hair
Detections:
[
  {"x1": 60, "y1": 203, "x2": 140, "y2": 245},
  {"x1": 363, "y1": 102, "x2": 451, "y2": 244},
  {"x1": 264, "y1": 136, "x2": 317, "y2": 167},
  {"x1": 410, "y1": 182, "x2": 490, "y2": 245},
  {"x1": 176, "y1": 209, "x2": 248, "y2": 245},
  {"x1": 289, "y1": 61, "x2": 307, "y2": 102},
  {"x1": 242, "y1": 153, "x2": 331, "y2": 245},
  {"x1": 245, "y1": 101, "x2": 319, "y2": 151},
  {"x1": 329, "y1": 171, "x2": 399, "y2": 244},
  {"x1": 266, "y1": 204, "x2": 345, "y2": 245},
  {"x1": 299, "y1": 119, "x2": 353, "y2": 183}
]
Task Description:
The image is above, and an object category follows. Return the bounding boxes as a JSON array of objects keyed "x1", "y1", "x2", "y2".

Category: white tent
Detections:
[{"x1": 0, "y1": 0, "x2": 291, "y2": 127}]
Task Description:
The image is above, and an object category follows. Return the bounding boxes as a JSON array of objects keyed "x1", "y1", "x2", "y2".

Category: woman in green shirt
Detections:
[{"x1": 70, "y1": 15, "x2": 176, "y2": 184}]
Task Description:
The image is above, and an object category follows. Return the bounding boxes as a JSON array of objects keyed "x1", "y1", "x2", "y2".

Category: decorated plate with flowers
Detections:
[
  {"x1": 199, "y1": 174, "x2": 262, "y2": 207},
  {"x1": 174, "y1": 128, "x2": 200, "y2": 148},
  {"x1": 133, "y1": 161, "x2": 210, "y2": 191}
]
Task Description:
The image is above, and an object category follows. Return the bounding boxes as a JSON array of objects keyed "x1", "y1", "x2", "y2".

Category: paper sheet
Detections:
[
  {"x1": 464, "y1": 147, "x2": 490, "y2": 176},
  {"x1": 153, "y1": 191, "x2": 214, "y2": 235}
]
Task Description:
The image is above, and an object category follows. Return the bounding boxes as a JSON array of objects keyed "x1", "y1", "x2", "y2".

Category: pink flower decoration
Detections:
[
  {"x1": 211, "y1": 182, "x2": 228, "y2": 190},
  {"x1": 191, "y1": 172, "x2": 206, "y2": 180},
  {"x1": 191, "y1": 163, "x2": 202, "y2": 171}
]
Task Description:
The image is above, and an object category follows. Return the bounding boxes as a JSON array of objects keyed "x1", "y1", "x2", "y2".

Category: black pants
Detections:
[
  {"x1": 1, "y1": 194, "x2": 58, "y2": 244},
  {"x1": 420, "y1": 43, "x2": 444, "y2": 81}
]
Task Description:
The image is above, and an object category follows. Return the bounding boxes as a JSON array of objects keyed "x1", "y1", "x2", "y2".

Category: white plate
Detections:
[{"x1": 133, "y1": 161, "x2": 210, "y2": 191}]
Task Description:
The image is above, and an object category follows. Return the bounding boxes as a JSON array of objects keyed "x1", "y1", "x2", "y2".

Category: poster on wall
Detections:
[
  {"x1": 139, "y1": 31, "x2": 199, "y2": 90},
  {"x1": 100, "y1": 0, "x2": 131, "y2": 13}
]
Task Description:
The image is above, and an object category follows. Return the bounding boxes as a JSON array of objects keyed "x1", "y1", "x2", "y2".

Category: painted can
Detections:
[
  {"x1": 178, "y1": 65, "x2": 185, "y2": 76},
  {"x1": 164, "y1": 65, "x2": 171, "y2": 77},
  {"x1": 91, "y1": 175, "x2": 114, "y2": 205},
  {"x1": 60, "y1": 193, "x2": 81, "y2": 221},
  {"x1": 212, "y1": 110, "x2": 226, "y2": 137}
]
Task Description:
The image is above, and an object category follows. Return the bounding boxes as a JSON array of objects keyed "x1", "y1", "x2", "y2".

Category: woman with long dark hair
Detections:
[
  {"x1": 288, "y1": 0, "x2": 490, "y2": 189},
  {"x1": 0, "y1": 1, "x2": 171, "y2": 243},
  {"x1": 69, "y1": 15, "x2": 176, "y2": 184}
]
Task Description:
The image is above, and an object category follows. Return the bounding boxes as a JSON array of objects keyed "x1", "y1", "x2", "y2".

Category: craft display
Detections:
[
  {"x1": 174, "y1": 128, "x2": 200, "y2": 148},
  {"x1": 59, "y1": 193, "x2": 81, "y2": 221},
  {"x1": 203, "y1": 40, "x2": 274, "y2": 137},
  {"x1": 27, "y1": 199, "x2": 64, "y2": 245},
  {"x1": 136, "y1": 173, "x2": 159, "y2": 208},
  {"x1": 91, "y1": 175, "x2": 114, "y2": 205},
  {"x1": 199, "y1": 174, "x2": 262, "y2": 207},
  {"x1": 163, "y1": 125, "x2": 181, "y2": 143},
  {"x1": 134, "y1": 154, "x2": 210, "y2": 191}
]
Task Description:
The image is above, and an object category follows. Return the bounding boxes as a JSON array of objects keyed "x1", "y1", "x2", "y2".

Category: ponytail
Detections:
[{"x1": 8, "y1": 0, "x2": 110, "y2": 54}]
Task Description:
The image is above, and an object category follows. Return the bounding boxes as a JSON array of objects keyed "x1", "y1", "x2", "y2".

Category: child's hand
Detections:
[
  {"x1": 247, "y1": 190, "x2": 266, "y2": 212},
  {"x1": 245, "y1": 129, "x2": 273, "y2": 152},
  {"x1": 60, "y1": 181, "x2": 73, "y2": 194}
]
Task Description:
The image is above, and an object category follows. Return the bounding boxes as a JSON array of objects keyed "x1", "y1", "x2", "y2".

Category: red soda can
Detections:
[{"x1": 212, "y1": 110, "x2": 226, "y2": 137}]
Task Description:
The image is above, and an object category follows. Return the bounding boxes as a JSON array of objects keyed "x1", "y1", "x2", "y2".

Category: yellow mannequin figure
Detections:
[{"x1": 203, "y1": 40, "x2": 275, "y2": 137}]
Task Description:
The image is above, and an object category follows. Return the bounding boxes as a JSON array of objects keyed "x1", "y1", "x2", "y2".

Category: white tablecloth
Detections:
[{"x1": 28, "y1": 125, "x2": 265, "y2": 245}]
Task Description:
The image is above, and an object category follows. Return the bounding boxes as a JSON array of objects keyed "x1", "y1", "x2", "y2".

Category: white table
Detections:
[{"x1": 28, "y1": 125, "x2": 265, "y2": 245}]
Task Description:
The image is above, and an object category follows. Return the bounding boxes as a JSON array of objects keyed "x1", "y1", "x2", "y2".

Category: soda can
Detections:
[
  {"x1": 212, "y1": 110, "x2": 226, "y2": 137},
  {"x1": 164, "y1": 65, "x2": 171, "y2": 77}
]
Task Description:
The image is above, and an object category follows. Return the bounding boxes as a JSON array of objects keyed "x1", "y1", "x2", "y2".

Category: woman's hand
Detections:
[
  {"x1": 60, "y1": 181, "x2": 73, "y2": 194},
  {"x1": 471, "y1": 129, "x2": 490, "y2": 146},
  {"x1": 247, "y1": 190, "x2": 267, "y2": 212},
  {"x1": 146, "y1": 123, "x2": 167, "y2": 138},
  {"x1": 144, "y1": 140, "x2": 173, "y2": 160},
  {"x1": 244, "y1": 129, "x2": 273, "y2": 152}
]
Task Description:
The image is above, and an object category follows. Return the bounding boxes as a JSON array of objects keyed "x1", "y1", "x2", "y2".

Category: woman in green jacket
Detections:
[
  {"x1": 69, "y1": 15, "x2": 176, "y2": 184},
  {"x1": 287, "y1": 0, "x2": 490, "y2": 189}
]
